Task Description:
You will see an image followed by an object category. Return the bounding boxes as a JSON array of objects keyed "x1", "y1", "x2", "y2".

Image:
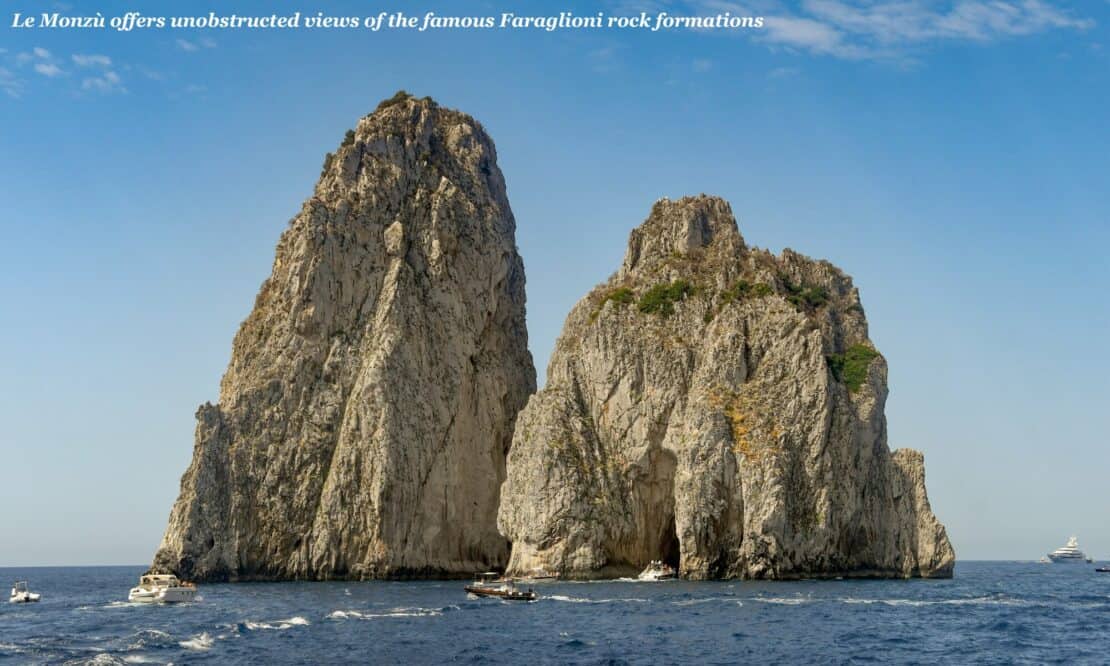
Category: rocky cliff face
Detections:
[
  {"x1": 498, "y1": 195, "x2": 953, "y2": 579},
  {"x1": 153, "y1": 92, "x2": 535, "y2": 580}
]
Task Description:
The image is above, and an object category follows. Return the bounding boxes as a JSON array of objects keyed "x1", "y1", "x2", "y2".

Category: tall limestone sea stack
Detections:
[
  {"x1": 153, "y1": 92, "x2": 535, "y2": 580},
  {"x1": 498, "y1": 195, "x2": 954, "y2": 579}
]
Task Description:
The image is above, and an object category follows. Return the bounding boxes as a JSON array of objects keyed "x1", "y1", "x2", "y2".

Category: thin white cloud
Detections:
[
  {"x1": 33, "y1": 62, "x2": 63, "y2": 77},
  {"x1": 15, "y1": 52, "x2": 33, "y2": 65},
  {"x1": 762, "y1": 14, "x2": 875, "y2": 59},
  {"x1": 768, "y1": 65, "x2": 801, "y2": 78},
  {"x1": 589, "y1": 46, "x2": 622, "y2": 73},
  {"x1": 72, "y1": 54, "x2": 112, "y2": 67},
  {"x1": 176, "y1": 39, "x2": 199, "y2": 52},
  {"x1": 32, "y1": 46, "x2": 51, "y2": 59},
  {"x1": 82, "y1": 70, "x2": 125, "y2": 93},
  {"x1": 686, "y1": 0, "x2": 1094, "y2": 61},
  {"x1": 199, "y1": 37, "x2": 217, "y2": 49},
  {"x1": 692, "y1": 58, "x2": 714, "y2": 71},
  {"x1": 804, "y1": 0, "x2": 1093, "y2": 43},
  {"x1": 0, "y1": 66, "x2": 23, "y2": 98}
]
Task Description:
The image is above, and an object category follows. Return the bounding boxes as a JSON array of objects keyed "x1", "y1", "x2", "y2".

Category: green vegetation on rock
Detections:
[
  {"x1": 589, "y1": 287, "x2": 636, "y2": 322},
  {"x1": 376, "y1": 89, "x2": 413, "y2": 112},
  {"x1": 782, "y1": 278, "x2": 829, "y2": 311},
  {"x1": 827, "y1": 344, "x2": 880, "y2": 392},
  {"x1": 721, "y1": 280, "x2": 773, "y2": 305},
  {"x1": 638, "y1": 280, "x2": 693, "y2": 316}
]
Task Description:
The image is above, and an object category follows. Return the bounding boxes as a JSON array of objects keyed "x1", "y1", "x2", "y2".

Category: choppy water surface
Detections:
[{"x1": 2, "y1": 562, "x2": 1107, "y2": 664}]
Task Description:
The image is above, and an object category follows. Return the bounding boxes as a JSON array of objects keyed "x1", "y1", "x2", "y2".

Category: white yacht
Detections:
[
  {"x1": 128, "y1": 574, "x2": 198, "y2": 603},
  {"x1": 638, "y1": 560, "x2": 677, "y2": 581},
  {"x1": 1047, "y1": 536, "x2": 1092, "y2": 563},
  {"x1": 9, "y1": 581, "x2": 40, "y2": 603}
]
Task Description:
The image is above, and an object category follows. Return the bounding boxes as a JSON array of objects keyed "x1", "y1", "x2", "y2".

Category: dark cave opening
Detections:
[
  {"x1": 660, "y1": 513, "x2": 681, "y2": 569},
  {"x1": 630, "y1": 447, "x2": 681, "y2": 572}
]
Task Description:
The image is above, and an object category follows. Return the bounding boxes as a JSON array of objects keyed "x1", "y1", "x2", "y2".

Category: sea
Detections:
[{"x1": 1, "y1": 562, "x2": 1107, "y2": 664}]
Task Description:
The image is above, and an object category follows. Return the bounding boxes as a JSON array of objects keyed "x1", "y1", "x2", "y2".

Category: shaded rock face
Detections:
[
  {"x1": 498, "y1": 195, "x2": 953, "y2": 580},
  {"x1": 154, "y1": 93, "x2": 535, "y2": 581}
]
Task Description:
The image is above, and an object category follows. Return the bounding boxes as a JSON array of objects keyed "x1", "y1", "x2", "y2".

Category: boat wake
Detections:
[
  {"x1": 672, "y1": 596, "x2": 740, "y2": 606},
  {"x1": 327, "y1": 606, "x2": 449, "y2": 620},
  {"x1": 77, "y1": 601, "x2": 143, "y2": 611},
  {"x1": 837, "y1": 594, "x2": 1064, "y2": 608},
  {"x1": 546, "y1": 595, "x2": 649, "y2": 604}
]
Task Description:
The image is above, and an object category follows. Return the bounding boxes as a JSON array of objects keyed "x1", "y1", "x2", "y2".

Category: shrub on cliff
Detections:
[
  {"x1": 827, "y1": 344, "x2": 880, "y2": 392},
  {"x1": 590, "y1": 287, "x2": 636, "y2": 322},
  {"x1": 638, "y1": 280, "x2": 693, "y2": 316}
]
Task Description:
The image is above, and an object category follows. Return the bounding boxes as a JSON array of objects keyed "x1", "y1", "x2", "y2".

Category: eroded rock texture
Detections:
[
  {"x1": 498, "y1": 195, "x2": 953, "y2": 579},
  {"x1": 153, "y1": 93, "x2": 535, "y2": 580}
]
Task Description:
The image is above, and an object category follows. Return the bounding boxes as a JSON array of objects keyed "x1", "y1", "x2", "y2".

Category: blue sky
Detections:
[{"x1": 1, "y1": 0, "x2": 1108, "y2": 566}]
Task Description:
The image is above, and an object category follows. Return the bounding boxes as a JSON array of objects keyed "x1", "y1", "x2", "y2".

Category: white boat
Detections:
[
  {"x1": 1047, "y1": 536, "x2": 1092, "y2": 563},
  {"x1": 9, "y1": 581, "x2": 40, "y2": 603},
  {"x1": 463, "y1": 572, "x2": 537, "y2": 601},
  {"x1": 638, "y1": 560, "x2": 677, "y2": 581},
  {"x1": 128, "y1": 574, "x2": 198, "y2": 603}
]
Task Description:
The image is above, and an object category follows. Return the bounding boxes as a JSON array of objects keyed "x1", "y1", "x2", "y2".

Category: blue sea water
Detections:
[{"x1": 1, "y1": 562, "x2": 1108, "y2": 664}]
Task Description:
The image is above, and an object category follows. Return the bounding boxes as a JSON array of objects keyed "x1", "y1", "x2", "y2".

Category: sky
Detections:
[{"x1": 1, "y1": 0, "x2": 1108, "y2": 566}]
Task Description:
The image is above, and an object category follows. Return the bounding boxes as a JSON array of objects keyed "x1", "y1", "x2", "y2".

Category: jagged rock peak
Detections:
[
  {"x1": 499, "y1": 195, "x2": 953, "y2": 581},
  {"x1": 621, "y1": 195, "x2": 745, "y2": 278},
  {"x1": 153, "y1": 91, "x2": 535, "y2": 581}
]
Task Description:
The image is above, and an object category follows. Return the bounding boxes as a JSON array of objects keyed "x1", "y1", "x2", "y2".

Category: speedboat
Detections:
[
  {"x1": 9, "y1": 581, "x2": 40, "y2": 603},
  {"x1": 1096, "y1": 566, "x2": 1110, "y2": 573},
  {"x1": 638, "y1": 560, "x2": 677, "y2": 581},
  {"x1": 128, "y1": 574, "x2": 198, "y2": 603},
  {"x1": 1047, "y1": 536, "x2": 1092, "y2": 563},
  {"x1": 464, "y1": 572, "x2": 537, "y2": 601}
]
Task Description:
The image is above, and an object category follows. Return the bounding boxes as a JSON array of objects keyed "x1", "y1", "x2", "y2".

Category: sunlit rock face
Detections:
[
  {"x1": 153, "y1": 93, "x2": 535, "y2": 580},
  {"x1": 498, "y1": 195, "x2": 953, "y2": 580}
]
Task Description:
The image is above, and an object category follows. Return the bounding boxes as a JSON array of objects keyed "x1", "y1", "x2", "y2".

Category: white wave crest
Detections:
[
  {"x1": 179, "y1": 632, "x2": 215, "y2": 650},
  {"x1": 243, "y1": 616, "x2": 311, "y2": 631},
  {"x1": 838, "y1": 595, "x2": 1026, "y2": 607},
  {"x1": 749, "y1": 596, "x2": 811, "y2": 605}
]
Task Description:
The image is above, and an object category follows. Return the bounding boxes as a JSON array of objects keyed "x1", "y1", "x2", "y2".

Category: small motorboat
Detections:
[
  {"x1": 1096, "y1": 566, "x2": 1110, "y2": 573},
  {"x1": 128, "y1": 574, "x2": 198, "y2": 603},
  {"x1": 464, "y1": 573, "x2": 537, "y2": 601},
  {"x1": 10, "y1": 581, "x2": 40, "y2": 603},
  {"x1": 638, "y1": 560, "x2": 677, "y2": 581}
]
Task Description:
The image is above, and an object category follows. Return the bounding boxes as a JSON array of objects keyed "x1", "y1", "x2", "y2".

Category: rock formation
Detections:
[
  {"x1": 153, "y1": 92, "x2": 535, "y2": 580},
  {"x1": 498, "y1": 195, "x2": 953, "y2": 579}
]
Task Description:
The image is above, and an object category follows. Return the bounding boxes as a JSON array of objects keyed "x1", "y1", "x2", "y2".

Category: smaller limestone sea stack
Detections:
[
  {"x1": 498, "y1": 195, "x2": 954, "y2": 580},
  {"x1": 152, "y1": 92, "x2": 535, "y2": 581}
]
